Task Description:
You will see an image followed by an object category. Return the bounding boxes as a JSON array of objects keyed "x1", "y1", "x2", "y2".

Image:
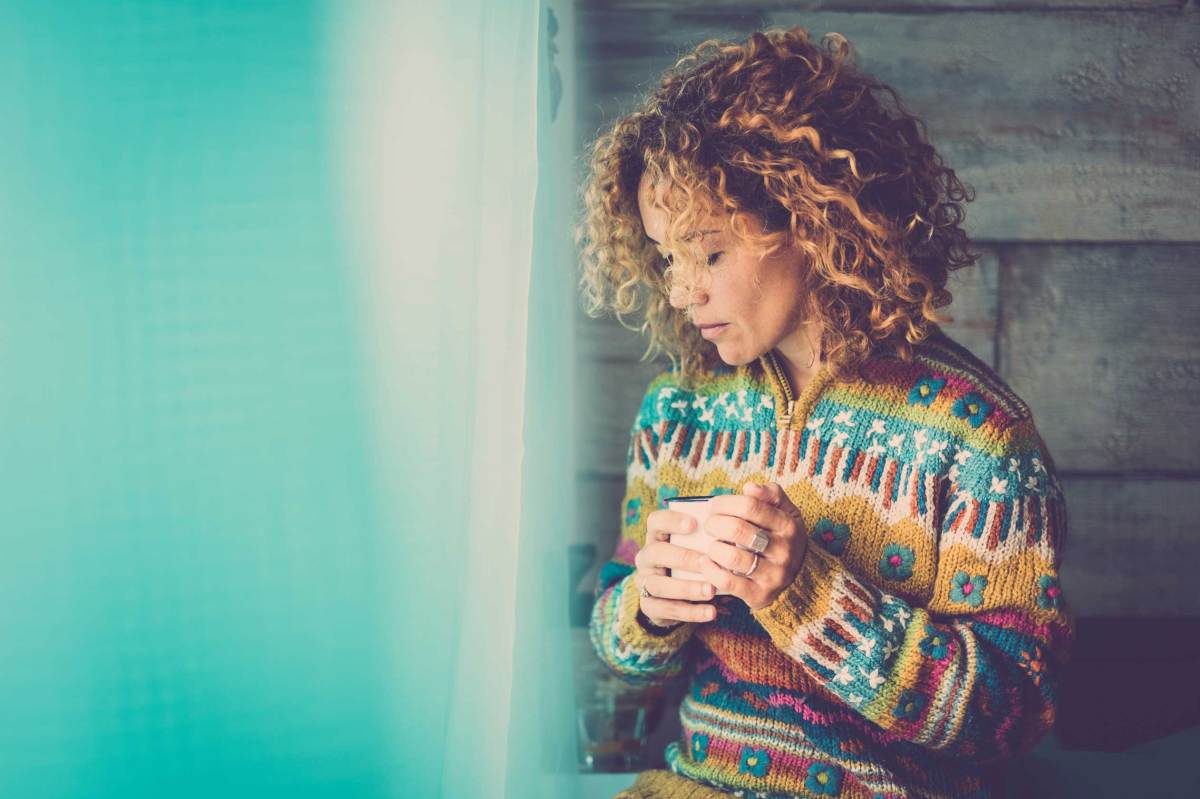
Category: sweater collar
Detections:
[{"x1": 736, "y1": 349, "x2": 838, "y2": 432}]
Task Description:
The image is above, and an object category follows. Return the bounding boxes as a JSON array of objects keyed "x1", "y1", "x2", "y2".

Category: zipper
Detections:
[{"x1": 764, "y1": 349, "x2": 796, "y2": 431}]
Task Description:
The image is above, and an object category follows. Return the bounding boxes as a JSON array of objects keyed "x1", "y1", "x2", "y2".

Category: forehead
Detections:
[{"x1": 637, "y1": 171, "x2": 723, "y2": 244}]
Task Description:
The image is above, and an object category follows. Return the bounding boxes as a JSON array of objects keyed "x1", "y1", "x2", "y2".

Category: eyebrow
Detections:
[{"x1": 646, "y1": 229, "x2": 722, "y2": 245}]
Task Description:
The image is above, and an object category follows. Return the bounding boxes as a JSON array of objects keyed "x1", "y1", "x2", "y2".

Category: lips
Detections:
[
  {"x1": 697, "y1": 323, "x2": 726, "y2": 329},
  {"x1": 698, "y1": 323, "x2": 728, "y2": 340}
]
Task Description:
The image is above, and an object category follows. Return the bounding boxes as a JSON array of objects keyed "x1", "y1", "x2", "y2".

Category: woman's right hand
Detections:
[{"x1": 634, "y1": 507, "x2": 718, "y2": 627}]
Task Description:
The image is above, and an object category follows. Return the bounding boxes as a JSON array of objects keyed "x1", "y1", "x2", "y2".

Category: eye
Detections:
[{"x1": 706, "y1": 251, "x2": 724, "y2": 267}]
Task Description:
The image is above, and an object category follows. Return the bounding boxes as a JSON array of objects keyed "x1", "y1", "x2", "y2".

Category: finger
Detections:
[
  {"x1": 696, "y1": 554, "x2": 759, "y2": 605},
  {"x1": 766, "y1": 482, "x2": 805, "y2": 525},
  {"x1": 700, "y1": 513, "x2": 775, "y2": 560},
  {"x1": 746, "y1": 482, "x2": 805, "y2": 528},
  {"x1": 742, "y1": 481, "x2": 769, "y2": 499},
  {"x1": 645, "y1": 573, "x2": 717, "y2": 602},
  {"x1": 633, "y1": 557, "x2": 668, "y2": 578},
  {"x1": 639, "y1": 538, "x2": 707, "y2": 574},
  {"x1": 706, "y1": 539, "x2": 767, "y2": 584},
  {"x1": 642, "y1": 595, "x2": 717, "y2": 624},
  {"x1": 646, "y1": 508, "x2": 701, "y2": 542},
  {"x1": 705, "y1": 493, "x2": 792, "y2": 548},
  {"x1": 634, "y1": 544, "x2": 670, "y2": 575},
  {"x1": 745, "y1": 480, "x2": 790, "y2": 510}
]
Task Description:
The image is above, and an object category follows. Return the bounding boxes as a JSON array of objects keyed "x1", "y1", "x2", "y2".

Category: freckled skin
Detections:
[{"x1": 637, "y1": 171, "x2": 824, "y2": 389}]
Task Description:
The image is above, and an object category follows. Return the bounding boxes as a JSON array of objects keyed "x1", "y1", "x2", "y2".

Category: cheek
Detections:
[
  {"x1": 712, "y1": 270, "x2": 758, "y2": 314},
  {"x1": 753, "y1": 265, "x2": 806, "y2": 320}
]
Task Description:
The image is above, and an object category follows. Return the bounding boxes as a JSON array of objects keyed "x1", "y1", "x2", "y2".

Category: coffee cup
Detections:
[{"x1": 665, "y1": 495, "x2": 732, "y2": 595}]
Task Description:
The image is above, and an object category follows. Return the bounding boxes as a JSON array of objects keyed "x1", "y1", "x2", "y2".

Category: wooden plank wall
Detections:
[{"x1": 571, "y1": 0, "x2": 1200, "y2": 621}]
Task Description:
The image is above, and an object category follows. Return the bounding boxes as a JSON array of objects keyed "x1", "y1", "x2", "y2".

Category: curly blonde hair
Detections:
[{"x1": 575, "y1": 25, "x2": 980, "y2": 386}]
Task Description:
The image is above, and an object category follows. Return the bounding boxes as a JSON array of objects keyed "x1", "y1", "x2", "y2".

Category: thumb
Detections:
[
  {"x1": 747, "y1": 481, "x2": 801, "y2": 519},
  {"x1": 743, "y1": 481, "x2": 783, "y2": 506}
]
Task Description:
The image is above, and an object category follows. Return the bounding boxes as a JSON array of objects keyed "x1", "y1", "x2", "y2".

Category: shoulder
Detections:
[
  {"x1": 853, "y1": 327, "x2": 1037, "y2": 443},
  {"x1": 824, "y1": 328, "x2": 1058, "y2": 498}
]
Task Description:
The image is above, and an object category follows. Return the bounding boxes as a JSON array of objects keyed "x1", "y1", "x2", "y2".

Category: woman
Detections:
[{"x1": 578, "y1": 26, "x2": 1074, "y2": 799}]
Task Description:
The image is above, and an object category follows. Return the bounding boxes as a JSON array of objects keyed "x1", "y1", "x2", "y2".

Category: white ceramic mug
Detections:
[{"x1": 665, "y1": 495, "x2": 733, "y2": 595}]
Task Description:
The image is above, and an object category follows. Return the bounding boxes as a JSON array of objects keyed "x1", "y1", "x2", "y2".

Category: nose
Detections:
[
  {"x1": 667, "y1": 263, "x2": 711, "y2": 310},
  {"x1": 668, "y1": 283, "x2": 708, "y2": 310}
]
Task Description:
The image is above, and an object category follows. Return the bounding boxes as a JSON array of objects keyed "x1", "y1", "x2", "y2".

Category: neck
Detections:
[{"x1": 772, "y1": 323, "x2": 824, "y2": 389}]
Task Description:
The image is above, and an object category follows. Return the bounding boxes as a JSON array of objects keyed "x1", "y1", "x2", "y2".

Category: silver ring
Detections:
[
  {"x1": 733, "y1": 553, "x2": 760, "y2": 578},
  {"x1": 749, "y1": 530, "x2": 769, "y2": 554},
  {"x1": 640, "y1": 585, "x2": 652, "y2": 599}
]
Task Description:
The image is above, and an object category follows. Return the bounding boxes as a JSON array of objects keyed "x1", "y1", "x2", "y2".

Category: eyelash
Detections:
[{"x1": 660, "y1": 252, "x2": 724, "y2": 268}]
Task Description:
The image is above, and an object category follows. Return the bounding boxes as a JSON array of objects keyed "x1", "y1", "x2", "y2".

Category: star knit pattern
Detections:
[{"x1": 589, "y1": 328, "x2": 1075, "y2": 799}]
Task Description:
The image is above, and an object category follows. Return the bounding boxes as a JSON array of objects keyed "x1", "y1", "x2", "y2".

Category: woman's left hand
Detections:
[{"x1": 696, "y1": 482, "x2": 809, "y2": 611}]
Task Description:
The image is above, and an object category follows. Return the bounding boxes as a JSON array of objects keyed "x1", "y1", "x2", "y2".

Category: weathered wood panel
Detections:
[
  {"x1": 574, "y1": 473, "x2": 625, "y2": 599},
  {"x1": 1058, "y1": 476, "x2": 1199, "y2": 616},
  {"x1": 577, "y1": 247, "x2": 1000, "y2": 474},
  {"x1": 584, "y1": 1, "x2": 1181, "y2": 10},
  {"x1": 578, "y1": 472, "x2": 1200, "y2": 617},
  {"x1": 933, "y1": 247, "x2": 999, "y2": 365},
  {"x1": 576, "y1": 352, "x2": 668, "y2": 475},
  {"x1": 998, "y1": 244, "x2": 1200, "y2": 474},
  {"x1": 577, "y1": 9, "x2": 1200, "y2": 241}
]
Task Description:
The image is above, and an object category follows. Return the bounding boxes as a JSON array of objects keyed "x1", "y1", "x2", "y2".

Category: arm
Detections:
[
  {"x1": 589, "y1": 378, "x2": 697, "y2": 687},
  {"x1": 750, "y1": 417, "x2": 1075, "y2": 764}
]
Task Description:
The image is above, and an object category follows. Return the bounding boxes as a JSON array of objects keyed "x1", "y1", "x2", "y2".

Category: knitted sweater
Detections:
[{"x1": 589, "y1": 328, "x2": 1075, "y2": 799}]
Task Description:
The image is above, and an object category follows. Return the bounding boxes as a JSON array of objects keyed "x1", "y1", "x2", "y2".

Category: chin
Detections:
[{"x1": 712, "y1": 346, "x2": 756, "y2": 367}]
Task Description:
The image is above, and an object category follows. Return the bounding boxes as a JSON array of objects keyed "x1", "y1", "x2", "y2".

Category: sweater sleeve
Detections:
[
  {"x1": 589, "y1": 376, "x2": 697, "y2": 687},
  {"x1": 749, "y1": 415, "x2": 1075, "y2": 764}
]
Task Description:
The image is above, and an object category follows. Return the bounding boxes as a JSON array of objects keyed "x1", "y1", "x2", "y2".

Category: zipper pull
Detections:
[{"x1": 776, "y1": 399, "x2": 796, "y2": 430}]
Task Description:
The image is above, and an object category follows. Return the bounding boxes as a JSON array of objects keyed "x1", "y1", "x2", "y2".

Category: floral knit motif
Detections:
[{"x1": 590, "y1": 329, "x2": 1075, "y2": 799}]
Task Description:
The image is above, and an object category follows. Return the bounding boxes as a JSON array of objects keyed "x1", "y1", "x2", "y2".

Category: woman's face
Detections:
[{"x1": 637, "y1": 171, "x2": 813, "y2": 369}]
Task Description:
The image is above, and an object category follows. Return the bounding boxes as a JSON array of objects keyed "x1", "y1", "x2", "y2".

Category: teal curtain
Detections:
[{"x1": 0, "y1": 1, "x2": 578, "y2": 796}]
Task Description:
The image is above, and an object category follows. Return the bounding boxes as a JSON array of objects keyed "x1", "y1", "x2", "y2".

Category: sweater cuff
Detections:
[
  {"x1": 744, "y1": 544, "x2": 878, "y2": 667},
  {"x1": 749, "y1": 542, "x2": 918, "y2": 712},
  {"x1": 750, "y1": 542, "x2": 859, "y2": 656},
  {"x1": 637, "y1": 608, "x2": 685, "y2": 636},
  {"x1": 616, "y1": 572, "x2": 695, "y2": 652}
]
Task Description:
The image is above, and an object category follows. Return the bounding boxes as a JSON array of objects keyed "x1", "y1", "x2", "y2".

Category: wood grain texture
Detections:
[
  {"x1": 582, "y1": 1, "x2": 1181, "y2": 10},
  {"x1": 577, "y1": 351, "x2": 670, "y2": 476},
  {"x1": 578, "y1": 8, "x2": 1200, "y2": 241},
  {"x1": 938, "y1": 246, "x2": 999, "y2": 365},
  {"x1": 1058, "y1": 476, "x2": 1200, "y2": 616},
  {"x1": 998, "y1": 243, "x2": 1200, "y2": 473}
]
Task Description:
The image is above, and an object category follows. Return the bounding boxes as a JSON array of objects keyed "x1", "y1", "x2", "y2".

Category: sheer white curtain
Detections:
[{"x1": 331, "y1": 1, "x2": 581, "y2": 796}]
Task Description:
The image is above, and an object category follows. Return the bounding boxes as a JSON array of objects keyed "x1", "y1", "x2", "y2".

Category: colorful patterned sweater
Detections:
[{"x1": 589, "y1": 328, "x2": 1075, "y2": 799}]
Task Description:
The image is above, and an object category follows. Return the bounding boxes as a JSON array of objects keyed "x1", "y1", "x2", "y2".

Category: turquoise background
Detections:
[
  {"x1": 0, "y1": 2, "x2": 392, "y2": 795},
  {"x1": 0, "y1": 1, "x2": 578, "y2": 795}
]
